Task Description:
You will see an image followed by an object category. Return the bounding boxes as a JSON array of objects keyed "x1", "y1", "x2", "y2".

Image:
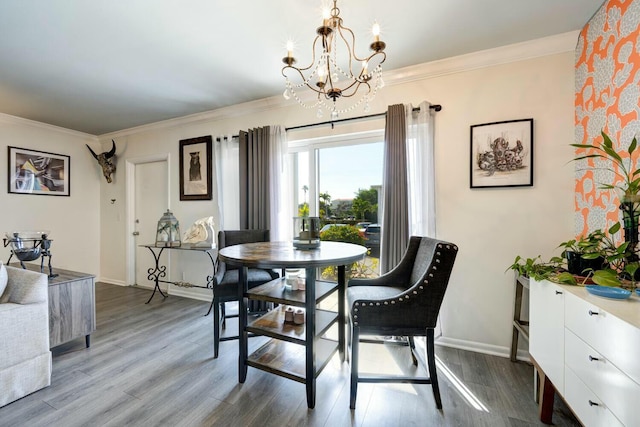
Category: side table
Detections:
[{"x1": 14, "y1": 263, "x2": 96, "y2": 348}]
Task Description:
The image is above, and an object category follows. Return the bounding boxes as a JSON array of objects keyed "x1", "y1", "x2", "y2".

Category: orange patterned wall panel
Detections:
[{"x1": 575, "y1": 0, "x2": 640, "y2": 238}]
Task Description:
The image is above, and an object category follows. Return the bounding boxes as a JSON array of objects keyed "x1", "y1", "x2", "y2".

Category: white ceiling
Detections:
[{"x1": 0, "y1": 0, "x2": 604, "y2": 136}]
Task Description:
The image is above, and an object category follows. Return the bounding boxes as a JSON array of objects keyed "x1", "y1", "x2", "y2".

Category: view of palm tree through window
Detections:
[{"x1": 294, "y1": 141, "x2": 384, "y2": 278}]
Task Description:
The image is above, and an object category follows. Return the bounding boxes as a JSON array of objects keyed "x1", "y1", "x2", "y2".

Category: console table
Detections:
[
  {"x1": 219, "y1": 241, "x2": 366, "y2": 409},
  {"x1": 140, "y1": 244, "x2": 216, "y2": 311},
  {"x1": 15, "y1": 263, "x2": 95, "y2": 348}
]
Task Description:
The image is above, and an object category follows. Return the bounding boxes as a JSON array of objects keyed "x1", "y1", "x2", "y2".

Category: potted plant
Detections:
[
  {"x1": 506, "y1": 255, "x2": 576, "y2": 285},
  {"x1": 557, "y1": 229, "x2": 608, "y2": 276},
  {"x1": 572, "y1": 130, "x2": 640, "y2": 256}
]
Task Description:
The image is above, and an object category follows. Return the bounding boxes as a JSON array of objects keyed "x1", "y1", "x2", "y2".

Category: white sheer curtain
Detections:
[
  {"x1": 214, "y1": 134, "x2": 240, "y2": 232},
  {"x1": 405, "y1": 101, "x2": 436, "y2": 237},
  {"x1": 268, "y1": 125, "x2": 292, "y2": 241}
]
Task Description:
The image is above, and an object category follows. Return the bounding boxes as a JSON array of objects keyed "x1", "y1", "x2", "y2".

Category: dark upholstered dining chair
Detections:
[
  {"x1": 212, "y1": 229, "x2": 279, "y2": 358},
  {"x1": 347, "y1": 236, "x2": 458, "y2": 409}
]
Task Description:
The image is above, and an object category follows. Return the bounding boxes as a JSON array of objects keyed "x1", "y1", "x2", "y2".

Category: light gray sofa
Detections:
[{"x1": 0, "y1": 265, "x2": 51, "y2": 407}]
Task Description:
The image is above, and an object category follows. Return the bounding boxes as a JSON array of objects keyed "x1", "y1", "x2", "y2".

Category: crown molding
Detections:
[
  {"x1": 101, "y1": 30, "x2": 580, "y2": 139},
  {"x1": 0, "y1": 112, "x2": 97, "y2": 140},
  {"x1": 384, "y1": 30, "x2": 580, "y2": 86}
]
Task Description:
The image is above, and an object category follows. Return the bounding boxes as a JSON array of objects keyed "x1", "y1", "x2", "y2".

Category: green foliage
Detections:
[
  {"x1": 506, "y1": 255, "x2": 564, "y2": 281},
  {"x1": 320, "y1": 225, "x2": 365, "y2": 245},
  {"x1": 298, "y1": 203, "x2": 309, "y2": 217},
  {"x1": 571, "y1": 130, "x2": 640, "y2": 197},
  {"x1": 353, "y1": 188, "x2": 378, "y2": 222}
]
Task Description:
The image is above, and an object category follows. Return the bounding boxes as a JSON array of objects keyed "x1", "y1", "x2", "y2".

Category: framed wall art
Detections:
[
  {"x1": 8, "y1": 146, "x2": 70, "y2": 196},
  {"x1": 470, "y1": 118, "x2": 533, "y2": 188},
  {"x1": 179, "y1": 135, "x2": 212, "y2": 201}
]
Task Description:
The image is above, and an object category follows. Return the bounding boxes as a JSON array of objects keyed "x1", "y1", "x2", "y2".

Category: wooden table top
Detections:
[{"x1": 219, "y1": 241, "x2": 367, "y2": 269}]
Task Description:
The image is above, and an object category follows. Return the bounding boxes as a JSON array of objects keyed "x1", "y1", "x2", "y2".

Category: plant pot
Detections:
[{"x1": 565, "y1": 251, "x2": 607, "y2": 276}]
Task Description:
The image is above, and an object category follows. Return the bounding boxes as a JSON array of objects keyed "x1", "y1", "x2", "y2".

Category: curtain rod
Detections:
[{"x1": 214, "y1": 104, "x2": 442, "y2": 141}]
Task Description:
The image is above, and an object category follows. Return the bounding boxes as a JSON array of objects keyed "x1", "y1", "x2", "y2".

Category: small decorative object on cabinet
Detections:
[
  {"x1": 3, "y1": 231, "x2": 57, "y2": 278},
  {"x1": 293, "y1": 216, "x2": 320, "y2": 249},
  {"x1": 155, "y1": 209, "x2": 181, "y2": 247}
]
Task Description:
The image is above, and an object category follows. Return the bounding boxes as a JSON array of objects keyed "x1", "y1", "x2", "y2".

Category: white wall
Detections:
[
  {"x1": 97, "y1": 34, "x2": 577, "y2": 356},
  {"x1": 0, "y1": 114, "x2": 100, "y2": 275}
]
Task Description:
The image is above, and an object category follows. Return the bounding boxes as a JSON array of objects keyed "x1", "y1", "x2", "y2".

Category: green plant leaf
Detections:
[
  {"x1": 553, "y1": 272, "x2": 577, "y2": 285},
  {"x1": 629, "y1": 137, "x2": 637, "y2": 156},
  {"x1": 592, "y1": 269, "x2": 621, "y2": 287},
  {"x1": 608, "y1": 222, "x2": 621, "y2": 234}
]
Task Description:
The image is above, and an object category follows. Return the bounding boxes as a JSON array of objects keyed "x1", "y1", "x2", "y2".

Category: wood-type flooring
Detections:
[{"x1": 0, "y1": 283, "x2": 580, "y2": 426}]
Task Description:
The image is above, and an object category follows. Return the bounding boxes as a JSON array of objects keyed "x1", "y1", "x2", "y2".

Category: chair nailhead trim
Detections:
[
  {"x1": 413, "y1": 290, "x2": 418, "y2": 294},
  {"x1": 436, "y1": 259, "x2": 440, "y2": 263},
  {"x1": 391, "y1": 301, "x2": 395, "y2": 304},
  {"x1": 429, "y1": 273, "x2": 434, "y2": 277},
  {"x1": 376, "y1": 302, "x2": 380, "y2": 306},
  {"x1": 436, "y1": 251, "x2": 441, "y2": 256},
  {"x1": 384, "y1": 301, "x2": 389, "y2": 305},
  {"x1": 354, "y1": 321, "x2": 358, "y2": 325},
  {"x1": 419, "y1": 285, "x2": 424, "y2": 289},
  {"x1": 433, "y1": 266, "x2": 437, "y2": 270},
  {"x1": 355, "y1": 302, "x2": 359, "y2": 306},
  {"x1": 354, "y1": 308, "x2": 358, "y2": 312},
  {"x1": 369, "y1": 303, "x2": 374, "y2": 306}
]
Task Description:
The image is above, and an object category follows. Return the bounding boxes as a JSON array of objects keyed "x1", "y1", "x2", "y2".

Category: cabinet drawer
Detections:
[
  {"x1": 564, "y1": 291, "x2": 640, "y2": 386},
  {"x1": 565, "y1": 329, "x2": 640, "y2": 426},
  {"x1": 564, "y1": 367, "x2": 624, "y2": 427}
]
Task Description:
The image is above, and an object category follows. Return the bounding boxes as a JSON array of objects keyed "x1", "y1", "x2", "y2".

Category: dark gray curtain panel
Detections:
[
  {"x1": 239, "y1": 127, "x2": 271, "y2": 230},
  {"x1": 381, "y1": 104, "x2": 409, "y2": 273}
]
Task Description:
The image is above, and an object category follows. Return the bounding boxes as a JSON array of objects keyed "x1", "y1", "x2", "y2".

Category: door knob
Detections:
[{"x1": 133, "y1": 231, "x2": 140, "y2": 236}]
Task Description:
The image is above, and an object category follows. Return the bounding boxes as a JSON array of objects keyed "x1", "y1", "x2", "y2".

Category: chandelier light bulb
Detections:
[
  {"x1": 286, "y1": 40, "x2": 294, "y2": 58},
  {"x1": 283, "y1": 88, "x2": 290, "y2": 100},
  {"x1": 372, "y1": 22, "x2": 381, "y2": 42},
  {"x1": 331, "y1": 109, "x2": 339, "y2": 120}
]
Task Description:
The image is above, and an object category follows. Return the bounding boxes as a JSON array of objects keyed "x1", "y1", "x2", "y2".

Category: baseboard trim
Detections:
[
  {"x1": 435, "y1": 336, "x2": 531, "y2": 362},
  {"x1": 98, "y1": 277, "x2": 127, "y2": 286},
  {"x1": 168, "y1": 286, "x2": 212, "y2": 302}
]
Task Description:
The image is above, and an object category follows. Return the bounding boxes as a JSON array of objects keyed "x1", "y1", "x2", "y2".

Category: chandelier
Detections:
[{"x1": 282, "y1": 0, "x2": 386, "y2": 119}]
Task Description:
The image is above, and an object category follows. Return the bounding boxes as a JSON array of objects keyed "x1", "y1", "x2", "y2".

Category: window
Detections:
[{"x1": 289, "y1": 130, "x2": 384, "y2": 277}]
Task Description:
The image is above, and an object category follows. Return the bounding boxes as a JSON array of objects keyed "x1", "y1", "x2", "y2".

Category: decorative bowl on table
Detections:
[
  {"x1": 4, "y1": 231, "x2": 50, "y2": 261},
  {"x1": 585, "y1": 284, "x2": 631, "y2": 300}
]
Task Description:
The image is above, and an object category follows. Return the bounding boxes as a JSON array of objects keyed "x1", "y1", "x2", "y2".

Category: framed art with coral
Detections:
[{"x1": 470, "y1": 118, "x2": 533, "y2": 188}]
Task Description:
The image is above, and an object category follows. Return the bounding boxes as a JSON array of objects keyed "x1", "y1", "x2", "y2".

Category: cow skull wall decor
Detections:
[{"x1": 87, "y1": 140, "x2": 117, "y2": 183}]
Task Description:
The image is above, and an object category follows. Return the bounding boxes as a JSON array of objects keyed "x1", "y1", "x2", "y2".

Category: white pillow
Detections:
[{"x1": 0, "y1": 262, "x2": 7, "y2": 301}]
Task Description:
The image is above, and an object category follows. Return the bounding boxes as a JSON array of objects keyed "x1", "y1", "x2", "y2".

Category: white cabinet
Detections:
[
  {"x1": 530, "y1": 281, "x2": 640, "y2": 426},
  {"x1": 529, "y1": 279, "x2": 565, "y2": 394}
]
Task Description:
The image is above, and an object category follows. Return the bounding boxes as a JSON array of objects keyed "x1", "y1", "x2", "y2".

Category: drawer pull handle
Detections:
[
  {"x1": 588, "y1": 400, "x2": 599, "y2": 407},
  {"x1": 588, "y1": 310, "x2": 599, "y2": 316},
  {"x1": 555, "y1": 290, "x2": 563, "y2": 295},
  {"x1": 588, "y1": 355, "x2": 599, "y2": 362}
]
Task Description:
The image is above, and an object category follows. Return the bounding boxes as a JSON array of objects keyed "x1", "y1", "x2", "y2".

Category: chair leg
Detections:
[
  {"x1": 221, "y1": 302, "x2": 226, "y2": 329},
  {"x1": 213, "y1": 299, "x2": 221, "y2": 358},
  {"x1": 408, "y1": 336, "x2": 418, "y2": 366},
  {"x1": 426, "y1": 329, "x2": 442, "y2": 409},
  {"x1": 349, "y1": 326, "x2": 360, "y2": 409}
]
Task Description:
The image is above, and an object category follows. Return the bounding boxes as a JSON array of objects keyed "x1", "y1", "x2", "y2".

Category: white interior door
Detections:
[{"x1": 134, "y1": 161, "x2": 168, "y2": 288}]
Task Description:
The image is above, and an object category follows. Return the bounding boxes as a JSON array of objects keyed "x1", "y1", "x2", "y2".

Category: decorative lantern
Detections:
[
  {"x1": 293, "y1": 216, "x2": 320, "y2": 250},
  {"x1": 155, "y1": 210, "x2": 181, "y2": 247}
]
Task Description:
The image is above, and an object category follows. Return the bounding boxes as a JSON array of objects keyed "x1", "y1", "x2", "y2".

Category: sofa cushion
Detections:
[
  {"x1": 5, "y1": 266, "x2": 48, "y2": 304},
  {"x1": 0, "y1": 262, "x2": 7, "y2": 303}
]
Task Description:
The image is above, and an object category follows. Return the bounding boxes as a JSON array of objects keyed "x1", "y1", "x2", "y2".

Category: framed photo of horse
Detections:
[
  {"x1": 179, "y1": 135, "x2": 212, "y2": 201},
  {"x1": 8, "y1": 146, "x2": 70, "y2": 196},
  {"x1": 470, "y1": 118, "x2": 533, "y2": 188}
]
